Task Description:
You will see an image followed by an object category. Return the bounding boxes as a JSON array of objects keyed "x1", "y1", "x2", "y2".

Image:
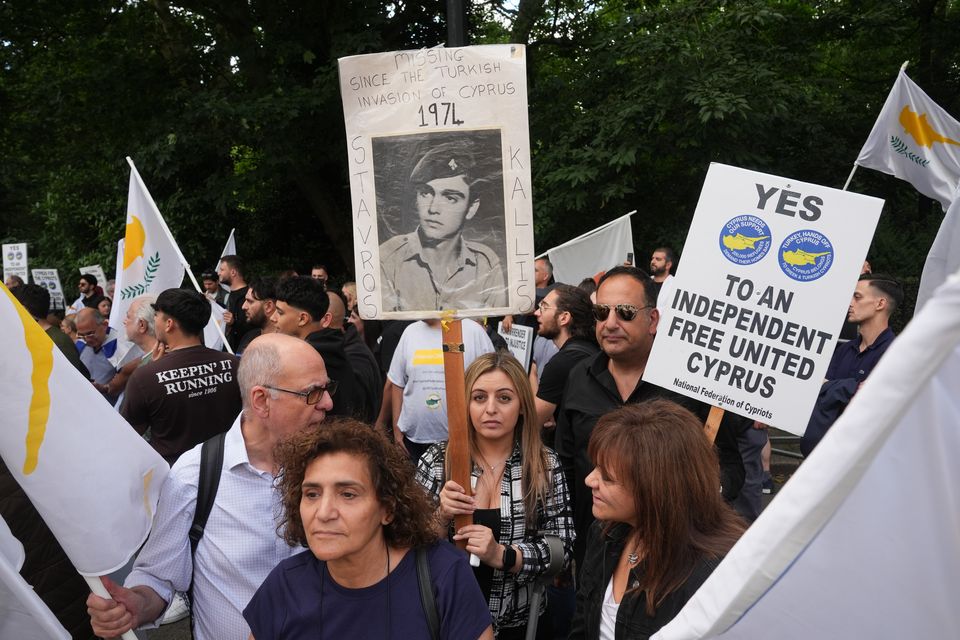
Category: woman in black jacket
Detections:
[{"x1": 569, "y1": 400, "x2": 747, "y2": 640}]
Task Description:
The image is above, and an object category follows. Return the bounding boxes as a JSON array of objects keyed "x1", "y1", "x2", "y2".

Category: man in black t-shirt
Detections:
[
  {"x1": 218, "y1": 255, "x2": 250, "y2": 351},
  {"x1": 122, "y1": 288, "x2": 241, "y2": 464},
  {"x1": 533, "y1": 284, "x2": 599, "y2": 438}
]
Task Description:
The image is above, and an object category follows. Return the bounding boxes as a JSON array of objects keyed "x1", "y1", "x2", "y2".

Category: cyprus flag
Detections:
[
  {"x1": 0, "y1": 284, "x2": 168, "y2": 575},
  {"x1": 856, "y1": 68, "x2": 960, "y2": 209},
  {"x1": 109, "y1": 158, "x2": 186, "y2": 332}
]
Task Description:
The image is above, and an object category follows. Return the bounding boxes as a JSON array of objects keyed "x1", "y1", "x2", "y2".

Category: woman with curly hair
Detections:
[
  {"x1": 416, "y1": 351, "x2": 575, "y2": 639},
  {"x1": 243, "y1": 419, "x2": 493, "y2": 640},
  {"x1": 569, "y1": 400, "x2": 747, "y2": 639}
]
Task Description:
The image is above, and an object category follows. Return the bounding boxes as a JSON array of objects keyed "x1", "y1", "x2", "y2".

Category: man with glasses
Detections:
[
  {"x1": 555, "y1": 266, "x2": 745, "y2": 569},
  {"x1": 87, "y1": 333, "x2": 335, "y2": 640},
  {"x1": 121, "y1": 288, "x2": 241, "y2": 464},
  {"x1": 75, "y1": 306, "x2": 141, "y2": 404},
  {"x1": 533, "y1": 285, "x2": 598, "y2": 440}
]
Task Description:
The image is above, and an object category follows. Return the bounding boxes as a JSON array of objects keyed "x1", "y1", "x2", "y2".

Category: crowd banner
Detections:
[
  {"x1": 338, "y1": 44, "x2": 535, "y2": 320},
  {"x1": 0, "y1": 284, "x2": 169, "y2": 576},
  {"x1": 653, "y1": 267, "x2": 960, "y2": 640},
  {"x1": 538, "y1": 211, "x2": 636, "y2": 285},
  {"x1": 220, "y1": 228, "x2": 237, "y2": 258},
  {"x1": 855, "y1": 65, "x2": 960, "y2": 210},
  {"x1": 0, "y1": 515, "x2": 70, "y2": 640},
  {"x1": 3, "y1": 243, "x2": 29, "y2": 283},
  {"x1": 643, "y1": 163, "x2": 882, "y2": 435},
  {"x1": 30, "y1": 269, "x2": 65, "y2": 310},
  {"x1": 916, "y1": 183, "x2": 960, "y2": 312},
  {"x1": 497, "y1": 320, "x2": 533, "y2": 371}
]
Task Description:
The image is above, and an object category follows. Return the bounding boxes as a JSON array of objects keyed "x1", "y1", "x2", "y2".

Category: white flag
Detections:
[
  {"x1": 0, "y1": 284, "x2": 169, "y2": 576},
  {"x1": 540, "y1": 212, "x2": 635, "y2": 284},
  {"x1": 856, "y1": 68, "x2": 960, "y2": 209},
  {"x1": 112, "y1": 158, "x2": 186, "y2": 336},
  {"x1": 0, "y1": 515, "x2": 69, "y2": 640},
  {"x1": 108, "y1": 238, "x2": 125, "y2": 330},
  {"x1": 653, "y1": 268, "x2": 960, "y2": 640},
  {"x1": 221, "y1": 228, "x2": 237, "y2": 258},
  {"x1": 204, "y1": 298, "x2": 226, "y2": 351},
  {"x1": 916, "y1": 184, "x2": 960, "y2": 312}
]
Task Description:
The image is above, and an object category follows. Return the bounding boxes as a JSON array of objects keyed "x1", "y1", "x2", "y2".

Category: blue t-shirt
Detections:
[{"x1": 243, "y1": 542, "x2": 491, "y2": 640}]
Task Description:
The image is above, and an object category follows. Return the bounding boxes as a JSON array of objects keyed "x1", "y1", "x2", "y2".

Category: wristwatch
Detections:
[{"x1": 501, "y1": 545, "x2": 517, "y2": 570}]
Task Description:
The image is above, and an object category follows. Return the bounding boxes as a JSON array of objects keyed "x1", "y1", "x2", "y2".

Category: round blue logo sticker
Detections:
[
  {"x1": 718, "y1": 216, "x2": 772, "y2": 265},
  {"x1": 779, "y1": 230, "x2": 833, "y2": 282}
]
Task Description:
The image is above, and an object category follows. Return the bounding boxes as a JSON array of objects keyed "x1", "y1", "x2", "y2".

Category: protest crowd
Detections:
[
  {"x1": 1, "y1": 228, "x2": 907, "y2": 640},
  {"x1": 3, "y1": 9, "x2": 955, "y2": 640}
]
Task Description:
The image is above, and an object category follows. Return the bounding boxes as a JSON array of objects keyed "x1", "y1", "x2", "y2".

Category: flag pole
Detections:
[
  {"x1": 535, "y1": 210, "x2": 637, "y2": 259},
  {"x1": 83, "y1": 576, "x2": 138, "y2": 640},
  {"x1": 841, "y1": 164, "x2": 859, "y2": 191},
  {"x1": 125, "y1": 157, "x2": 234, "y2": 354}
]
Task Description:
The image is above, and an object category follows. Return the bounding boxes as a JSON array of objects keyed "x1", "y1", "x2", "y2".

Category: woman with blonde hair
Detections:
[
  {"x1": 569, "y1": 400, "x2": 747, "y2": 639},
  {"x1": 416, "y1": 351, "x2": 574, "y2": 639}
]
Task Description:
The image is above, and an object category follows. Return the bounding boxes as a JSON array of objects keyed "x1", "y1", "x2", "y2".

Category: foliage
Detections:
[{"x1": 2, "y1": 0, "x2": 959, "y2": 298}]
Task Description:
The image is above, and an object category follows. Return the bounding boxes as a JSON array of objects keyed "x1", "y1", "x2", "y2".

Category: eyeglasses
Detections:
[
  {"x1": 77, "y1": 330, "x2": 99, "y2": 339},
  {"x1": 537, "y1": 300, "x2": 554, "y2": 311},
  {"x1": 264, "y1": 381, "x2": 338, "y2": 405},
  {"x1": 592, "y1": 303, "x2": 653, "y2": 322}
]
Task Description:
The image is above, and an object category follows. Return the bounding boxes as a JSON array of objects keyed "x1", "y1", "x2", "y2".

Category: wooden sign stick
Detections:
[
  {"x1": 704, "y1": 405, "x2": 724, "y2": 444},
  {"x1": 442, "y1": 319, "x2": 472, "y2": 549}
]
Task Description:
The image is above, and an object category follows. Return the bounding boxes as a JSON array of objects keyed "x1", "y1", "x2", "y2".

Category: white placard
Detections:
[
  {"x1": 30, "y1": 269, "x2": 65, "y2": 309},
  {"x1": 338, "y1": 45, "x2": 535, "y2": 320},
  {"x1": 78, "y1": 264, "x2": 107, "y2": 291},
  {"x1": 644, "y1": 163, "x2": 883, "y2": 435},
  {"x1": 497, "y1": 321, "x2": 534, "y2": 371},
  {"x1": 2, "y1": 243, "x2": 28, "y2": 283}
]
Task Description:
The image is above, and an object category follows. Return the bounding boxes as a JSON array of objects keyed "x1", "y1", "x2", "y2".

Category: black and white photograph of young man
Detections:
[{"x1": 374, "y1": 129, "x2": 507, "y2": 313}]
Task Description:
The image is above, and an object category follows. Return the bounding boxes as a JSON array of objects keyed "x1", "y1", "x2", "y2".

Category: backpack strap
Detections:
[
  {"x1": 416, "y1": 547, "x2": 440, "y2": 640},
  {"x1": 189, "y1": 431, "x2": 227, "y2": 556}
]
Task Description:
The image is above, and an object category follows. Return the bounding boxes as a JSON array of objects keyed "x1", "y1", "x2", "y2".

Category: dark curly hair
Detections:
[{"x1": 274, "y1": 418, "x2": 439, "y2": 549}]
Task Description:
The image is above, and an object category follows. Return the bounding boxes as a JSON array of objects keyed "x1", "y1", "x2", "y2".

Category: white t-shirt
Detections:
[
  {"x1": 656, "y1": 273, "x2": 676, "y2": 316},
  {"x1": 600, "y1": 576, "x2": 620, "y2": 640},
  {"x1": 387, "y1": 319, "x2": 495, "y2": 443}
]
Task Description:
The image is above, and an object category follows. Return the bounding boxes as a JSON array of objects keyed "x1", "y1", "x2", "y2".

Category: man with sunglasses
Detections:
[
  {"x1": 87, "y1": 333, "x2": 335, "y2": 640},
  {"x1": 555, "y1": 266, "x2": 745, "y2": 570},
  {"x1": 121, "y1": 288, "x2": 241, "y2": 465}
]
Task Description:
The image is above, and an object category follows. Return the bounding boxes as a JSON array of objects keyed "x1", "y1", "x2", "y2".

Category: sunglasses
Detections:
[
  {"x1": 264, "y1": 381, "x2": 338, "y2": 405},
  {"x1": 592, "y1": 303, "x2": 653, "y2": 322}
]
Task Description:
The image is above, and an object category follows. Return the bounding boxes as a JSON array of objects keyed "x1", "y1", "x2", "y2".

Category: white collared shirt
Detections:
[{"x1": 126, "y1": 414, "x2": 298, "y2": 639}]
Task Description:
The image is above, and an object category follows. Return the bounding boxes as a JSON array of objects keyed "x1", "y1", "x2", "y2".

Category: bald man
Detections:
[
  {"x1": 74, "y1": 307, "x2": 141, "y2": 403},
  {"x1": 87, "y1": 334, "x2": 334, "y2": 640}
]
